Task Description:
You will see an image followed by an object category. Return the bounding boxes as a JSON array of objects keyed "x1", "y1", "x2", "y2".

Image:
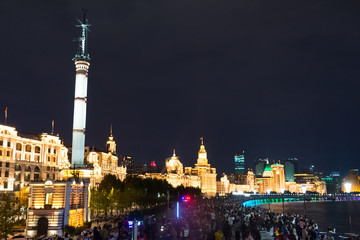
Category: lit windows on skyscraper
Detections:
[{"x1": 234, "y1": 152, "x2": 245, "y2": 174}]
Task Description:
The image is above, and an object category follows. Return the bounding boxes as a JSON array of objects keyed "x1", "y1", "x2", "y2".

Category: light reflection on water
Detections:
[{"x1": 258, "y1": 201, "x2": 360, "y2": 234}]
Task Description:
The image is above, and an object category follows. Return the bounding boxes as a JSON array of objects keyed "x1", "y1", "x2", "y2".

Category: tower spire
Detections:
[
  {"x1": 73, "y1": 9, "x2": 91, "y2": 61},
  {"x1": 200, "y1": 137, "x2": 204, "y2": 145},
  {"x1": 110, "y1": 124, "x2": 113, "y2": 137},
  {"x1": 173, "y1": 148, "x2": 176, "y2": 157}
]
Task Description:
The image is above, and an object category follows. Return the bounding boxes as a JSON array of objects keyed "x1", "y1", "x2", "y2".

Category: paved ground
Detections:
[{"x1": 260, "y1": 230, "x2": 274, "y2": 240}]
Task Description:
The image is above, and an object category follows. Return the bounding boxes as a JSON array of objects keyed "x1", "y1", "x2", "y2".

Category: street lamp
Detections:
[
  {"x1": 280, "y1": 187, "x2": 285, "y2": 214},
  {"x1": 344, "y1": 182, "x2": 352, "y2": 194},
  {"x1": 301, "y1": 185, "x2": 307, "y2": 217}
]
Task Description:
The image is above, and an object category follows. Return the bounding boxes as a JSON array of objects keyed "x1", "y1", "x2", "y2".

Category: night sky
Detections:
[{"x1": 1, "y1": 1, "x2": 360, "y2": 176}]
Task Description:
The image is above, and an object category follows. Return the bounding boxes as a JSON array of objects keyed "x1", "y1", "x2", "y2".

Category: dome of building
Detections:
[{"x1": 166, "y1": 149, "x2": 183, "y2": 175}]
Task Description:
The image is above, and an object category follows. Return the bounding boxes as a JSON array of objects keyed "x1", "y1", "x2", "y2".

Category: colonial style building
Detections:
[
  {"x1": 84, "y1": 130, "x2": 127, "y2": 186},
  {"x1": 0, "y1": 124, "x2": 70, "y2": 192},
  {"x1": 146, "y1": 138, "x2": 217, "y2": 197},
  {"x1": 26, "y1": 178, "x2": 90, "y2": 237},
  {"x1": 185, "y1": 139, "x2": 217, "y2": 196}
]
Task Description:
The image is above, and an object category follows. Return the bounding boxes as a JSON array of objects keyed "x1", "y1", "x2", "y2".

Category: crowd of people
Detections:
[{"x1": 66, "y1": 197, "x2": 341, "y2": 240}]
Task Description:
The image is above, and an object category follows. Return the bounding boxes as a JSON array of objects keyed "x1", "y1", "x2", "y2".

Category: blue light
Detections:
[{"x1": 176, "y1": 201, "x2": 180, "y2": 218}]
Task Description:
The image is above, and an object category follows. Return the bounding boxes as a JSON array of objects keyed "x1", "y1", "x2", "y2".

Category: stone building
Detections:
[
  {"x1": 26, "y1": 179, "x2": 90, "y2": 237},
  {"x1": 0, "y1": 124, "x2": 69, "y2": 192},
  {"x1": 146, "y1": 138, "x2": 217, "y2": 197}
]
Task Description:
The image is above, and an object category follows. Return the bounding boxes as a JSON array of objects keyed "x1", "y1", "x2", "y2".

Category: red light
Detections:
[{"x1": 151, "y1": 161, "x2": 156, "y2": 167}]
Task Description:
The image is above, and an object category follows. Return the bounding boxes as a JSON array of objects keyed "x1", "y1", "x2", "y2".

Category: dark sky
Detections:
[{"x1": 1, "y1": 1, "x2": 360, "y2": 176}]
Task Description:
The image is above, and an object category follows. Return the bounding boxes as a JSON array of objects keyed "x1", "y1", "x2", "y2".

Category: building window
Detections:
[
  {"x1": 15, "y1": 164, "x2": 21, "y2": 171},
  {"x1": 7, "y1": 142, "x2": 11, "y2": 147},
  {"x1": 0, "y1": 150, "x2": 2, "y2": 156},
  {"x1": 34, "y1": 173, "x2": 40, "y2": 180},
  {"x1": 0, "y1": 162, "x2": 2, "y2": 167},
  {"x1": 48, "y1": 148, "x2": 51, "y2": 153},
  {"x1": 35, "y1": 155, "x2": 40, "y2": 162},
  {"x1": 5, "y1": 162, "x2": 9, "y2": 168},
  {"x1": 16, "y1": 143, "x2": 22, "y2": 151},
  {"x1": 25, "y1": 145, "x2": 31, "y2": 152},
  {"x1": 5, "y1": 171, "x2": 9, "y2": 177},
  {"x1": 54, "y1": 149, "x2": 57, "y2": 154},
  {"x1": 25, "y1": 173, "x2": 30, "y2": 181},
  {"x1": 48, "y1": 156, "x2": 50, "y2": 162},
  {"x1": 47, "y1": 166, "x2": 50, "y2": 171},
  {"x1": 0, "y1": 140, "x2": 3, "y2": 146},
  {"x1": 35, "y1": 146, "x2": 41, "y2": 154},
  {"x1": 34, "y1": 166, "x2": 40, "y2": 172},
  {"x1": 15, "y1": 153, "x2": 21, "y2": 160},
  {"x1": 6, "y1": 151, "x2": 10, "y2": 157},
  {"x1": 25, "y1": 165, "x2": 31, "y2": 172},
  {"x1": 53, "y1": 156, "x2": 56, "y2": 162},
  {"x1": 45, "y1": 193, "x2": 53, "y2": 205},
  {"x1": 4, "y1": 181, "x2": 8, "y2": 189},
  {"x1": 15, "y1": 173, "x2": 21, "y2": 181}
]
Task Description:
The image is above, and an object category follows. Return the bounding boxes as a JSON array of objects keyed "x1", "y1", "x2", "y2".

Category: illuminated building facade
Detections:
[
  {"x1": 289, "y1": 173, "x2": 326, "y2": 194},
  {"x1": 0, "y1": 124, "x2": 70, "y2": 192},
  {"x1": 26, "y1": 179, "x2": 90, "y2": 237},
  {"x1": 342, "y1": 169, "x2": 360, "y2": 192},
  {"x1": 234, "y1": 152, "x2": 245, "y2": 174},
  {"x1": 146, "y1": 139, "x2": 216, "y2": 197},
  {"x1": 84, "y1": 131, "x2": 127, "y2": 186},
  {"x1": 185, "y1": 139, "x2": 217, "y2": 196}
]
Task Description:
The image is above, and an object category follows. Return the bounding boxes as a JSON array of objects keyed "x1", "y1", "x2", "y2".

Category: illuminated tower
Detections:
[
  {"x1": 71, "y1": 12, "x2": 91, "y2": 167},
  {"x1": 197, "y1": 137, "x2": 208, "y2": 165},
  {"x1": 106, "y1": 125, "x2": 116, "y2": 154}
]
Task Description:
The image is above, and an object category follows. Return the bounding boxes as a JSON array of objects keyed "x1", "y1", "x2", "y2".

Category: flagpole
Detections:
[{"x1": 5, "y1": 107, "x2": 8, "y2": 124}]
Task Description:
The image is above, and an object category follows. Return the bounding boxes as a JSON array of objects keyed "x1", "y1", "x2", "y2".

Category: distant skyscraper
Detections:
[
  {"x1": 322, "y1": 171, "x2": 341, "y2": 194},
  {"x1": 284, "y1": 158, "x2": 298, "y2": 182},
  {"x1": 234, "y1": 151, "x2": 245, "y2": 174},
  {"x1": 71, "y1": 14, "x2": 91, "y2": 167},
  {"x1": 254, "y1": 158, "x2": 267, "y2": 175}
]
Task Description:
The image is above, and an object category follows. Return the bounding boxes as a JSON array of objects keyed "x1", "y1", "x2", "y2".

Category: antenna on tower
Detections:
[{"x1": 73, "y1": 8, "x2": 91, "y2": 61}]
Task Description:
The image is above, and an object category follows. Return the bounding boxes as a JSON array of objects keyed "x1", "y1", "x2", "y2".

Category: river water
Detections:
[{"x1": 258, "y1": 201, "x2": 360, "y2": 234}]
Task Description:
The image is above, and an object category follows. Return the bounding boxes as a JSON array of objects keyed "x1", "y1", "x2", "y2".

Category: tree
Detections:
[{"x1": 0, "y1": 192, "x2": 19, "y2": 239}]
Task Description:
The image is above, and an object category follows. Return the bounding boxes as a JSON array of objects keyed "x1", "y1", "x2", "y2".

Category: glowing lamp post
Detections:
[
  {"x1": 301, "y1": 185, "x2": 307, "y2": 217},
  {"x1": 280, "y1": 187, "x2": 285, "y2": 214},
  {"x1": 344, "y1": 182, "x2": 352, "y2": 194}
]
